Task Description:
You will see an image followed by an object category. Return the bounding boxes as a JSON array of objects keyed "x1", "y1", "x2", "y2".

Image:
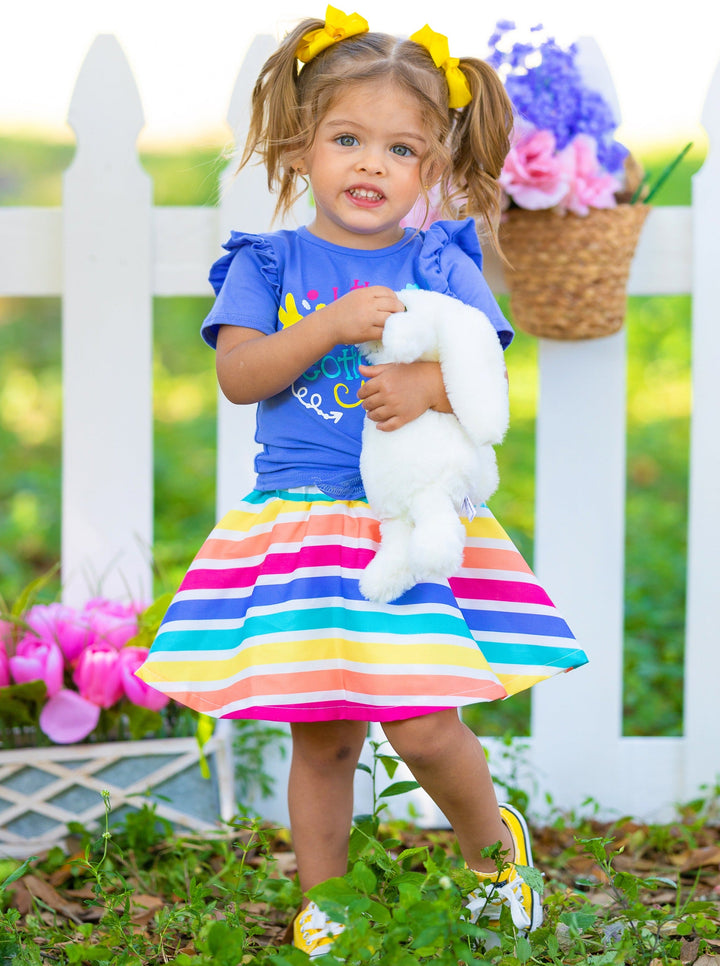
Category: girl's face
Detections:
[{"x1": 297, "y1": 80, "x2": 431, "y2": 249}]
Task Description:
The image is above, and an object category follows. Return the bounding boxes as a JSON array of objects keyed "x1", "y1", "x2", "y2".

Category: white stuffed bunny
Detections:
[{"x1": 358, "y1": 288, "x2": 510, "y2": 604}]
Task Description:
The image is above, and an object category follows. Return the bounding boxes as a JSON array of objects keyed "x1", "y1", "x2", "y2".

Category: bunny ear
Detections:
[{"x1": 434, "y1": 300, "x2": 510, "y2": 447}]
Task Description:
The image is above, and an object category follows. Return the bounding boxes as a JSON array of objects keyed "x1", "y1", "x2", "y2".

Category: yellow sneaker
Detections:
[
  {"x1": 293, "y1": 900, "x2": 345, "y2": 959},
  {"x1": 465, "y1": 804, "x2": 543, "y2": 941}
]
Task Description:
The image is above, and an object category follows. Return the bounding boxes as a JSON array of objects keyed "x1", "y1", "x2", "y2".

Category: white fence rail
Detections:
[{"x1": 1, "y1": 33, "x2": 718, "y2": 823}]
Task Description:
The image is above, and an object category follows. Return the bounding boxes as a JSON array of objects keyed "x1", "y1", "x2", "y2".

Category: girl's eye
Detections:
[
  {"x1": 336, "y1": 134, "x2": 358, "y2": 147},
  {"x1": 391, "y1": 144, "x2": 414, "y2": 157}
]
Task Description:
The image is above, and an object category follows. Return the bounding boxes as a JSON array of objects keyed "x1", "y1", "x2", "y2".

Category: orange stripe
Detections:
[
  {"x1": 180, "y1": 667, "x2": 507, "y2": 704},
  {"x1": 199, "y1": 513, "x2": 380, "y2": 561},
  {"x1": 461, "y1": 547, "x2": 534, "y2": 574}
]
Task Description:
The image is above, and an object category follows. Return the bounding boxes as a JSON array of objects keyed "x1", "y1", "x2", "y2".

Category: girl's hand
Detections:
[
  {"x1": 358, "y1": 361, "x2": 451, "y2": 432},
  {"x1": 322, "y1": 286, "x2": 405, "y2": 346}
]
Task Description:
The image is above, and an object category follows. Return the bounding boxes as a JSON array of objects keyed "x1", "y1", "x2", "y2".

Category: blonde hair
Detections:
[{"x1": 239, "y1": 18, "x2": 513, "y2": 253}]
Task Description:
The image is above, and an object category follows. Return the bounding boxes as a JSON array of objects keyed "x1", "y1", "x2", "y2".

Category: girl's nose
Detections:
[{"x1": 356, "y1": 151, "x2": 384, "y2": 175}]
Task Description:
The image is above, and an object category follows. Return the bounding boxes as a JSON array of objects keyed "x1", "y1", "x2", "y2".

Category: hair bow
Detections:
[
  {"x1": 409, "y1": 24, "x2": 472, "y2": 109},
  {"x1": 296, "y1": 5, "x2": 369, "y2": 64}
]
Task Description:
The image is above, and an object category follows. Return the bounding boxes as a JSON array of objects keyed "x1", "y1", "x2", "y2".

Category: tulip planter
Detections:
[{"x1": 0, "y1": 728, "x2": 236, "y2": 858}]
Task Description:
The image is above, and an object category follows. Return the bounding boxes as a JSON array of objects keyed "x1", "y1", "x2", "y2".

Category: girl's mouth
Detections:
[{"x1": 347, "y1": 187, "x2": 384, "y2": 205}]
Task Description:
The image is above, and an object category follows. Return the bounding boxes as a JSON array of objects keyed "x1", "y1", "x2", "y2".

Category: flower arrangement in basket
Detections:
[
  {"x1": 0, "y1": 582, "x2": 192, "y2": 747},
  {"x1": 487, "y1": 22, "x2": 688, "y2": 340}
]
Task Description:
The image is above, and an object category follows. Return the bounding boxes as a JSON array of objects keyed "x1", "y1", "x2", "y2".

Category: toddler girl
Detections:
[{"x1": 137, "y1": 7, "x2": 588, "y2": 956}]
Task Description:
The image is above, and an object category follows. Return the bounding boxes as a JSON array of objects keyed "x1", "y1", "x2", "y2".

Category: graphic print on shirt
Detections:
[
  {"x1": 281, "y1": 281, "x2": 369, "y2": 426},
  {"x1": 281, "y1": 279, "x2": 421, "y2": 426}
]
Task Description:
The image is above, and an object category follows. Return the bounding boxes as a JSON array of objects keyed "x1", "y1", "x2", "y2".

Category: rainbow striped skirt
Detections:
[{"x1": 136, "y1": 489, "x2": 588, "y2": 722}]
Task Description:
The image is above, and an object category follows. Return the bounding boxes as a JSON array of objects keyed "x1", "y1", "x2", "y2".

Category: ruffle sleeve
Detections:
[
  {"x1": 418, "y1": 218, "x2": 514, "y2": 348},
  {"x1": 202, "y1": 232, "x2": 283, "y2": 349},
  {"x1": 209, "y1": 231, "x2": 282, "y2": 298}
]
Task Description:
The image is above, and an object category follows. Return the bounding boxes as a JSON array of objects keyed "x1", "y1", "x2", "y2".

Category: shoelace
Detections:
[
  {"x1": 299, "y1": 903, "x2": 345, "y2": 944},
  {"x1": 465, "y1": 873, "x2": 532, "y2": 931}
]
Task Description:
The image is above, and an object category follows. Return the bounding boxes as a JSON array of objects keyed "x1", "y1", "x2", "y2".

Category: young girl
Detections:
[{"x1": 138, "y1": 7, "x2": 588, "y2": 956}]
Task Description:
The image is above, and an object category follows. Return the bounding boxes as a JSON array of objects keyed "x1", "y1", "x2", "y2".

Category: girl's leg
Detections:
[
  {"x1": 382, "y1": 709, "x2": 513, "y2": 872},
  {"x1": 289, "y1": 719, "x2": 368, "y2": 896}
]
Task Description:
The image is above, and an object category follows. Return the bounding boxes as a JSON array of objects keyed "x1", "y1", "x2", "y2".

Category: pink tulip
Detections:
[
  {"x1": 500, "y1": 127, "x2": 571, "y2": 210},
  {"x1": 559, "y1": 135, "x2": 621, "y2": 216},
  {"x1": 9, "y1": 636, "x2": 65, "y2": 695},
  {"x1": 24, "y1": 602, "x2": 95, "y2": 663},
  {"x1": 39, "y1": 688, "x2": 101, "y2": 744},
  {"x1": 119, "y1": 646, "x2": 170, "y2": 712},
  {"x1": 0, "y1": 638, "x2": 10, "y2": 687},
  {"x1": 82, "y1": 599, "x2": 140, "y2": 650},
  {"x1": 73, "y1": 641, "x2": 123, "y2": 708}
]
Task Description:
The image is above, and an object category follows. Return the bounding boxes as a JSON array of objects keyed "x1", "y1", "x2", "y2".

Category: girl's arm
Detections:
[
  {"x1": 357, "y1": 362, "x2": 451, "y2": 432},
  {"x1": 216, "y1": 286, "x2": 404, "y2": 404}
]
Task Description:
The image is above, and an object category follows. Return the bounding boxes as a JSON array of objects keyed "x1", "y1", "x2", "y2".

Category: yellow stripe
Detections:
[{"x1": 144, "y1": 637, "x2": 495, "y2": 682}]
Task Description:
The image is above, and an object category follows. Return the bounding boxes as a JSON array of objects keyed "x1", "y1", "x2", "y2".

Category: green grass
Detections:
[{"x1": 0, "y1": 133, "x2": 700, "y2": 739}]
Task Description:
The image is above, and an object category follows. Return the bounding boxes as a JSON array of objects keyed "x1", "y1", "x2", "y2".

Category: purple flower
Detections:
[
  {"x1": 24, "y1": 602, "x2": 94, "y2": 663},
  {"x1": 488, "y1": 21, "x2": 628, "y2": 198}
]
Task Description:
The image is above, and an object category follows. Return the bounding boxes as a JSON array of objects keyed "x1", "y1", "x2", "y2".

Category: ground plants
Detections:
[{"x1": 1, "y1": 751, "x2": 718, "y2": 965}]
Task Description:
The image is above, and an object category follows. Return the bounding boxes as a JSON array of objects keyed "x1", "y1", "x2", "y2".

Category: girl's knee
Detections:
[
  {"x1": 291, "y1": 720, "x2": 366, "y2": 773},
  {"x1": 382, "y1": 711, "x2": 461, "y2": 768}
]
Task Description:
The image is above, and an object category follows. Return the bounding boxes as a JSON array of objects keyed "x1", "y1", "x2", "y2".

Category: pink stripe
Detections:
[
  {"x1": 222, "y1": 703, "x2": 453, "y2": 722},
  {"x1": 450, "y1": 576, "x2": 554, "y2": 607},
  {"x1": 181, "y1": 544, "x2": 375, "y2": 591}
]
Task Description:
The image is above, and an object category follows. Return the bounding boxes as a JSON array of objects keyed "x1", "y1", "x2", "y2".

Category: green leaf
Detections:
[
  {"x1": 355, "y1": 762, "x2": 372, "y2": 775},
  {"x1": 559, "y1": 910, "x2": 598, "y2": 932},
  {"x1": 8, "y1": 564, "x2": 60, "y2": 619},
  {"x1": 514, "y1": 863, "x2": 544, "y2": 896},
  {"x1": 0, "y1": 856, "x2": 35, "y2": 892},
  {"x1": 516, "y1": 934, "x2": 532, "y2": 963},
  {"x1": 378, "y1": 780, "x2": 421, "y2": 799},
  {"x1": 378, "y1": 754, "x2": 400, "y2": 779},
  {"x1": 351, "y1": 861, "x2": 377, "y2": 894},
  {"x1": 124, "y1": 703, "x2": 163, "y2": 740}
]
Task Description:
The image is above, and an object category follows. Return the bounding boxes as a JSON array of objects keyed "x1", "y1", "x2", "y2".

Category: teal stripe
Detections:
[
  {"x1": 242, "y1": 489, "x2": 361, "y2": 506},
  {"x1": 153, "y1": 606, "x2": 475, "y2": 652},
  {"x1": 479, "y1": 641, "x2": 588, "y2": 669}
]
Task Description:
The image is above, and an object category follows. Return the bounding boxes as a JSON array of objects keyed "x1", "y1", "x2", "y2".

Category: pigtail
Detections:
[
  {"x1": 238, "y1": 19, "x2": 322, "y2": 218},
  {"x1": 447, "y1": 58, "x2": 513, "y2": 256}
]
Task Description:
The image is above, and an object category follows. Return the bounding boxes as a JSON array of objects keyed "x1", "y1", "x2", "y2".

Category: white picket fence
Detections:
[{"x1": 1, "y1": 33, "x2": 719, "y2": 825}]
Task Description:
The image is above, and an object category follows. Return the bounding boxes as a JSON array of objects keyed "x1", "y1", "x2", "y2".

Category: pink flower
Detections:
[
  {"x1": 500, "y1": 127, "x2": 571, "y2": 210},
  {"x1": 0, "y1": 637, "x2": 10, "y2": 687},
  {"x1": 24, "y1": 602, "x2": 94, "y2": 663},
  {"x1": 9, "y1": 636, "x2": 65, "y2": 695},
  {"x1": 39, "y1": 688, "x2": 101, "y2": 744},
  {"x1": 118, "y1": 646, "x2": 169, "y2": 712},
  {"x1": 559, "y1": 134, "x2": 621, "y2": 215},
  {"x1": 401, "y1": 185, "x2": 445, "y2": 231},
  {"x1": 73, "y1": 641, "x2": 123, "y2": 708},
  {"x1": 82, "y1": 599, "x2": 140, "y2": 650}
]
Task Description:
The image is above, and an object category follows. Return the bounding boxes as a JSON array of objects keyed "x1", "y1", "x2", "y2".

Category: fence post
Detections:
[
  {"x1": 529, "y1": 38, "x2": 626, "y2": 812},
  {"x1": 62, "y1": 35, "x2": 153, "y2": 604},
  {"x1": 214, "y1": 35, "x2": 278, "y2": 518},
  {"x1": 684, "y1": 62, "x2": 720, "y2": 798}
]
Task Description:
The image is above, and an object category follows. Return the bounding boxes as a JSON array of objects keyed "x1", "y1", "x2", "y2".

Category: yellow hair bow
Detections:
[
  {"x1": 410, "y1": 24, "x2": 472, "y2": 109},
  {"x1": 296, "y1": 5, "x2": 369, "y2": 64}
]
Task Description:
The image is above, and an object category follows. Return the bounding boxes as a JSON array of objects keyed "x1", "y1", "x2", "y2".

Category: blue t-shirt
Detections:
[{"x1": 203, "y1": 219, "x2": 512, "y2": 499}]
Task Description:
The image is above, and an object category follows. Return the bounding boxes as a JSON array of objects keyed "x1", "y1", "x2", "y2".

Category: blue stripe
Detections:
[
  {"x1": 463, "y1": 609, "x2": 575, "y2": 639},
  {"x1": 163, "y1": 575, "x2": 457, "y2": 625}
]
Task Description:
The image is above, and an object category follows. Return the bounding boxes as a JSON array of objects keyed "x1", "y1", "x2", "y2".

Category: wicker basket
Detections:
[{"x1": 499, "y1": 204, "x2": 649, "y2": 340}]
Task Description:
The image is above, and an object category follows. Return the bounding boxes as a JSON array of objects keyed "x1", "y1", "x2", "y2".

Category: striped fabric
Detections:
[{"x1": 136, "y1": 489, "x2": 587, "y2": 722}]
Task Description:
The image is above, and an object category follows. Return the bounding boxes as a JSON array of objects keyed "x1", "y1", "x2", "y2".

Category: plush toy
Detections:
[{"x1": 358, "y1": 288, "x2": 510, "y2": 604}]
